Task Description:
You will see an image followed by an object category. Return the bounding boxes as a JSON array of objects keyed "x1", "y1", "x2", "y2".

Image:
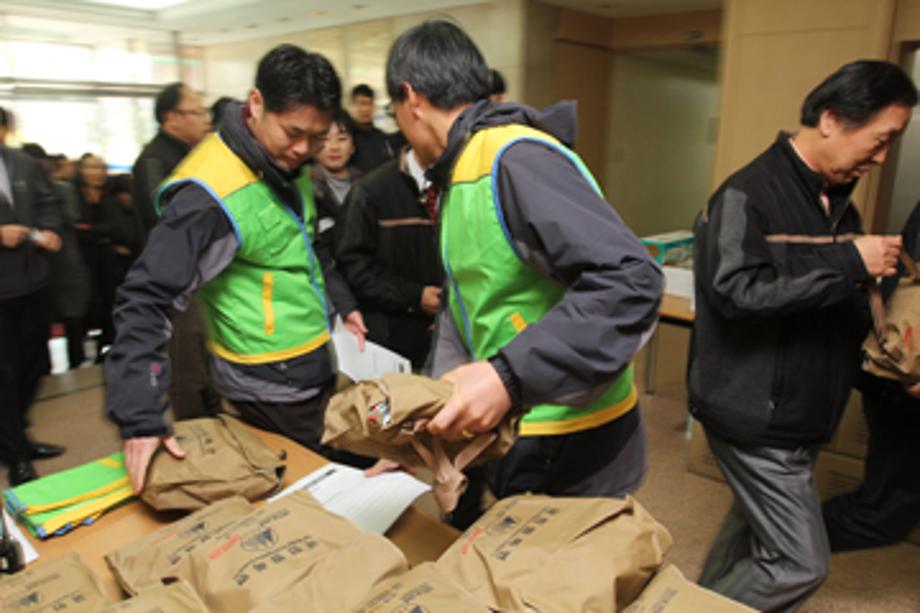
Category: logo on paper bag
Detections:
[
  {"x1": 367, "y1": 400, "x2": 392, "y2": 430},
  {"x1": 241, "y1": 528, "x2": 278, "y2": 553}
]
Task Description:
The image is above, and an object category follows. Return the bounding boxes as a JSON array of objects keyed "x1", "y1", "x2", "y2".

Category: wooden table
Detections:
[
  {"x1": 644, "y1": 293, "x2": 695, "y2": 394},
  {"x1": 21, "y1": 427, "x2": 460, "y2": 601}
]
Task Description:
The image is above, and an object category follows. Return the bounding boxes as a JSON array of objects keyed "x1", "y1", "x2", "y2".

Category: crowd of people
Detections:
[{"x1": 0, "y1": 19, "x2": 917, "y2": 611}]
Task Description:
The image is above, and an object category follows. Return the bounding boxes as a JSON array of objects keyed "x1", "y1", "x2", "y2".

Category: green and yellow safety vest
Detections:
[
  {"x1": 157, "y1": 133, "x2": 330, "y2": 365},
  {"x1": 441, "y1": 123, "x2": 637, "y2": 436}
]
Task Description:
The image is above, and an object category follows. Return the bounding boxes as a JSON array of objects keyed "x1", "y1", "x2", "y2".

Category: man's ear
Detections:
[
  {"x1": 249, "y1": 88, "x2": 264, "y2": 122},
  {"x1": 818, "y1": 109, "x2": 840, "y2": 138},
  {"x1": 403, "y1": 83, "x2": 426, "y2": 119}
]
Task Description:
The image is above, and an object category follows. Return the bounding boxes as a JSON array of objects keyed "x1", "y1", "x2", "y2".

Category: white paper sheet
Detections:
[
  {"x1": 331, "y1": 318, "x2": 411, "y2": 382},
  {"x1": 3, "y1": 510, "x2": 39, "y2": 565},
  {"x1": 269, "y1": 462, "x2": 430, "y2": 534}
]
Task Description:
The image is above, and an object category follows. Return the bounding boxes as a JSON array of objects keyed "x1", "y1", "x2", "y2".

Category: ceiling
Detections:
[{"x1": 0, "y1": 0, "x2": 724, "y2": 46}]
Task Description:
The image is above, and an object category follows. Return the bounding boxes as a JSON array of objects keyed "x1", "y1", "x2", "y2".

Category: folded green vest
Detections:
[{"x1": 3, "y1": 452, "x2": 135, "y2": 538}]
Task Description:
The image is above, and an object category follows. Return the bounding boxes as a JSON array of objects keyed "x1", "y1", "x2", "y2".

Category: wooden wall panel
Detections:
[{"x1": 608, "y1": 10, "x2": 721, "y2": 51}]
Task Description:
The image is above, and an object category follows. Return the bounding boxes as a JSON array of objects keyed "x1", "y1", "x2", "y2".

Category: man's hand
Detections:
[
  {"x1": 123, "y1": 435, "x2": 185, "y2": 494},
  {"x1": 0, "y1": 224, "x2": 29, "y2": 249},
  {"x1": 364, "y1": 458, "x2": 415, "y2": 477},
  {"x1": 855, "y1": 235, "x2": 902, "y2": 277},
  {"x1": 343, "y1": 310, "x2": 368, "y2": 352},
  {"x1": 420, "y1": 285, "x2": 442, "y2": 316},
  {"x1": 904, "y1": 381, "x2": 920, "y2": 399},
  {"x1": 36, "y1": 230, "x2": 61, "y2": 253},
  {"x1": 427, "y1": 361, "x2": 512, "y2": 441}
]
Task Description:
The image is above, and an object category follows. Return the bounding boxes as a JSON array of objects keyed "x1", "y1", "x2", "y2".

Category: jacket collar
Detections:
[
  {"x1": 428, "y1": 99, "x2": 580, "y2": 189},
  {"x1": 220, "y1": 102, "x2": 305, "y2": 217}
]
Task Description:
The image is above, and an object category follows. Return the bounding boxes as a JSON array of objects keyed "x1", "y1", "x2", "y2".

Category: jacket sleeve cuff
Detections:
[
  {"x1": 118, "y1": 420, "x2": 173, "y2": 440},
  {"x1": 488, "y1": 352, "x2": 524, "y2": 413},
  {"x1": 840, "y1": 241, "x2": 871, "y2": 285}
]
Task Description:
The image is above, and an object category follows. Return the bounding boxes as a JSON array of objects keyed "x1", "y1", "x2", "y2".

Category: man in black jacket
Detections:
[
  {"x1": 0, "y1": 143, "x2": 66, "y2": 485},
  {"x1": 335, "y1": 146, "x2": 442, "y2": 368},
  {"x1": 131, "y1": 82, "x2": 218, "y2": 421},
  {"x1": 690, "y1": 61, "x2": 916, "y2": 611},
  {"x1": 349, "y1": 84, "x2": 396, "y2": 173}
]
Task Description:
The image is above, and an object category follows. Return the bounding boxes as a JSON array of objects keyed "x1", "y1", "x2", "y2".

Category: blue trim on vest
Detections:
[
  {"x1": 156, "y1": 178, "x2": 244, "y2": 251},
  {"x1": 490, "y1": 136, "x2": 602, "y2": 263},
  {"x1": 287, "y1": 190, "x2": 331, "y2": 331},
  {"x1": 440, "y1": 219, "x2": 476, "y2": 355}
]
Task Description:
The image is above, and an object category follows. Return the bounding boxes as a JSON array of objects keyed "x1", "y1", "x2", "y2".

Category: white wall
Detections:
[
  {"x1": 885, "y1": 50, "x2": 920, "y2": 233},
  {"x1": 604, "y1": 50, "x2": 720, "y2": 238},
  {"x1": 201, "y1": 0, "x2": 526, "y2": 114}
]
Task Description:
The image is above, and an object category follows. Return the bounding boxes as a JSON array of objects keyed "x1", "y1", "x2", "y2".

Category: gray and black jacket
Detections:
[
  {"x1": 689, "y1": 132, "x2": 871, "y2": 448},
  {"x1": 427, "y1": 100, "x2": 662, "y2": 417},
  {"x1": 0, "y1": 146, "x2": 62, "y2": 300},
  {"x1": 106, "y1": 103, "x2": 357, "y2": 439}
]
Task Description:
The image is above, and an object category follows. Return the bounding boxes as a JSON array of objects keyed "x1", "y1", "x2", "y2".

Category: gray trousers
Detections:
[{"x1": 698, "y1": 429, "x2": 829, "y2": 612}]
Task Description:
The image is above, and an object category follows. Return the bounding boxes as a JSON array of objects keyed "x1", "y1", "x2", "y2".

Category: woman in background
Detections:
[{"x1": 310, "y1": 108, "x2": 361, "y2": 253}]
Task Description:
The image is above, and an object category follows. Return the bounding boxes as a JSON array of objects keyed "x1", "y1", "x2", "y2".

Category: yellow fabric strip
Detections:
[
  {"x1": 207, "y1": 330, "x2": 331, "y2": 365},
  {"x1": 168, "y1": 134, "x2": 258, "y2": 199},
  {"x1": 22, "y1": 476, "x2": 130, "y2": 516},
  {"x1": 519, "y1": 384, "x2": 638, "y2": 436},
  {"x1": 452, "y1": 124, "x2": 561, "y2": 184},
  {"x1": 37, "y1": 483, "x2": 135, "y2": 535},
  {"x1": 510, "y1": 312, "x2": 528, "y2": 333},
  {"x1": 262, "y1": 272, "x2": 275, "y2": 336}
]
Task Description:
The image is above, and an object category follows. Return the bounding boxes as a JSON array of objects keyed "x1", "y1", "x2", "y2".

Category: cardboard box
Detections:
[
  {"x1": 686, "y1": 420, "x2": 725, "y2": 484},
  {"x1": 624, "y1": 565, "x2": 756, "y2": 612},
  {"x1": 642, "y1": 230, "x2": 693, "y2": 266},
  {"x1": 813, "y1": 450, "x2": 865, "y2": 502},
  {"x1": 831, "y1": 392, "x2": 868, "y2": 459}
]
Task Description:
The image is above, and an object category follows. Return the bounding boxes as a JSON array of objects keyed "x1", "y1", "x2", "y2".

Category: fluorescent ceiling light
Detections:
[{"x1": 84, "y1": 0, "x2": 189, "y2": 9}]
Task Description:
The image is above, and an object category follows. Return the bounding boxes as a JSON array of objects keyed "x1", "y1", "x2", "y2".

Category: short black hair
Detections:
[
  {"x1": 801, "y1": 60, "x2": 918, "y2": 127},
  {"x1": 386, "y1": 20, "x2": 490, "y2": 109},
  {"x1": 351, "y1": 84, "x2": 374, "y2": 100},
  {"x1": 255, "y1": 44, "x2": 341, "y2": 114},
  {"x1": 155, "y1": 82, "x2": 184, "y2": 125},
  {"x1": 489, "y1": 69, "x2": 506, "y2": 96},
  {"x1": 0, "y1": 106, "x2": 13, "y2": 128},
  {"x1": 329, "y1": 107, "x2": 355, "y2": 138},
  {"x1": 210, "y1": 96, "x2": 239, "y2": 127},
  {"x1": 21, "y1": 142, "x2": 47, "y2": 159}
]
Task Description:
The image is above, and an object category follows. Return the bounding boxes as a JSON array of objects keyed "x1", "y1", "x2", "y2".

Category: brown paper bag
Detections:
[
  {"x1": 323, "y1": 373, "x2": 519, "y2": 512},
  {"x1": 0, "y1": 553, "x2": 109, "y2": 612},
  {"x1": 436, "y1": 494, "x2": 672, "y2": 612},
  {"x1": 352, "y1": 563, "x2": 492, "y2": 613},
  {"x1": 864, "y1": 269, "x2": 920, "y2": 384},
  {"x1": 141, "y1": 414, "x2": 286, "y2": 511},
  {"x1": 186, "y1": 490, "x2": 406, "y2": 612},
  {"x1": 623, "y1": 565, "x2": 757, "y2": 612},
  {"x1": 251, "y1": 531, "x2": 407, "y2": 612},
  {"x1": 97, "y1": 581, "x2": 208, "y2": 613},
  {"x1": 105, "y1": 495, "x2": 252, "y2": 595}
]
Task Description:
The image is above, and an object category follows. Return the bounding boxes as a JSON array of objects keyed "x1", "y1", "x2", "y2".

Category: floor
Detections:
[{"x1": 6, "y1": 324, "x2": 919, "y2": 611}]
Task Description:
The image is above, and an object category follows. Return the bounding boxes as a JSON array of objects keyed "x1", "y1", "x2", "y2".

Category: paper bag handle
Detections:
[{"x1": 868, "y1": 251, "x2": 920, "y2": 362}]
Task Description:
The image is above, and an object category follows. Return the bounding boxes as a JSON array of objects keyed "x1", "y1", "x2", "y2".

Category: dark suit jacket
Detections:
[{"x1": 0, "y1": 146, "x2": 62, "y2": 299}]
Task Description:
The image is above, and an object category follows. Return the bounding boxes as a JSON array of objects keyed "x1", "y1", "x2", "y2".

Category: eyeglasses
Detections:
[{"x1": 174, "y1": 108, "x2": 209, "y2": 118}]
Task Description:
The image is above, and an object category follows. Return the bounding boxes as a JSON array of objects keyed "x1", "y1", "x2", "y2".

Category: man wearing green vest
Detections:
[
  {"x1": 106, "y1": 45, "x2": 367, "y2": 493},
  {"x1": 381, "y1": 22, "x2": 662, "y2": 524}
]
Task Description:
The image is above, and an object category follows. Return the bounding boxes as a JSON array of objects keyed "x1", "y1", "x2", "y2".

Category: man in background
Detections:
[
  {"x1": 349, "y1": 83, "x2": 395, "y2": 173},
  {"x1": 690, "y1": 60, "x2": 916, "y2": 610},
  {"x1": 0, "y1": 114, "x2": 66, "y2": 485},
  {"x1": 336, "y1": 144, "x2": 443, "y2": 369},
  {"x1": 131, "y1": 81, "x2": 218, "y2": 420}
]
